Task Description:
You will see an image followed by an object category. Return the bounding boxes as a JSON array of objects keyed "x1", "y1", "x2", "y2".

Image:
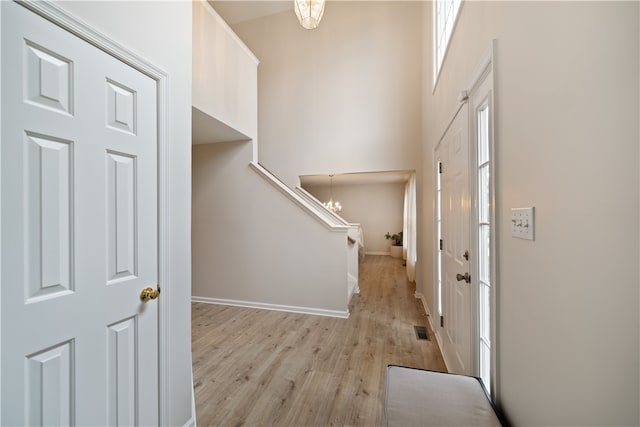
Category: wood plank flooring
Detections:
[{"x1": 192, "y1": 255, "x2": 447, "y2": 426}]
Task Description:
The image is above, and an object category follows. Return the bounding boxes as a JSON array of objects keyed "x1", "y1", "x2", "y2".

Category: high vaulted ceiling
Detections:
[
  {"x1": 209, "y1": 1, "x2": 292, "y2": 25},
  {"x1": 207, "y1": 1, "x2": 414, "y2": 188}
]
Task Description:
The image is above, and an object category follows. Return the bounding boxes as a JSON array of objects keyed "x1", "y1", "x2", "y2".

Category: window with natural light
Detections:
[
  {"x1": 477, "y1": 103, "x2": 492, "y2": 392},
  {"x1": 434, "y1": 0, "x2": 462, "y2": 83}
]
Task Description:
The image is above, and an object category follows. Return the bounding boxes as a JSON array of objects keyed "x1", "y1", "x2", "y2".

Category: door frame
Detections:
[
  {"x1": 432, "y1": 41, "x2": 498, "y2": 396},
  {"x1": 433, "y1": 102, "x2": 471, "y2": 374},
  {"x1": 0, "y1": 0, "x2": 171, "y2": 423},
  {"x1": 467, "y1": 41, "x2": 497, "y2": 399}
]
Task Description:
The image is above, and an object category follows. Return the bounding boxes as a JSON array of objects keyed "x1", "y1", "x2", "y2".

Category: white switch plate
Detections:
[{"x1": 511, "y1": 207, "x2": 534, "y2": 240}]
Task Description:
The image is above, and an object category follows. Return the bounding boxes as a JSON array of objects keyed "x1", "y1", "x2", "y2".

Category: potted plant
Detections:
[{"x1": 385, "y1": 231, "x2": 403, "y2": 258}]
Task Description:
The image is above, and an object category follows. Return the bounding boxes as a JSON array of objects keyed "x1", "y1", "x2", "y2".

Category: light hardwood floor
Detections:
[{"x1": 192, "y1": 255, "x2": 447, "y2": 426}]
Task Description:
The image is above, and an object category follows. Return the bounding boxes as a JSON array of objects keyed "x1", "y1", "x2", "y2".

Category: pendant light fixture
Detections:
[
  {"x1": 323, "y1": 174, "x2": 342, "y2": 214},
  {"x1": 294, "y1": 0, "x2": 326, "y2": 30}
]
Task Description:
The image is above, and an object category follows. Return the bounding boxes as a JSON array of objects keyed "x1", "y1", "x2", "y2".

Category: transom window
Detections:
[{"x1": 434, "y1": 0, "x2": 463, "y2": 84}]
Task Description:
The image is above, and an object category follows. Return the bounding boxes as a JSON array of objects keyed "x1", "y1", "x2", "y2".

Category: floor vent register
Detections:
[{"x1": 414, "y1": 325, "x2": 429, "y2": 341}]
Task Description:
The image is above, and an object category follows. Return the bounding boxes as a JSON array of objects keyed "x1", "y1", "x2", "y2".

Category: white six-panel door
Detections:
[
  {"x1": 438, "y1": 105, "x2": 471, "y2": 375},
  {"x1": 1, "y1": 2, "x2": 159, "y2": 425}
]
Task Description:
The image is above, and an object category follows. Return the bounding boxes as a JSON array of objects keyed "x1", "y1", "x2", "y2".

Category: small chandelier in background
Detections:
[
  {"x1": 294, "y1": 0, "x2": 325, "y2": 30},
  {"x1": 323, "y1": 174, "x2": 342, "y2": 214}
]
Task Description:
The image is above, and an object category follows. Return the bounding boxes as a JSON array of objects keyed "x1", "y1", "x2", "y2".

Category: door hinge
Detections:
[
  {"x1": 439, "y1": 162, "x2": 443, "y2": 174},
  {"x1": 440, "y1": 315, "x2": 444, "y2": 327},
  {"x1": 439, "y1": 239, "x2": 443, "y2": 251}
]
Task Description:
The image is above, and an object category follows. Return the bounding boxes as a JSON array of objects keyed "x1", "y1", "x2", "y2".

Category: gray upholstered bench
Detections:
[{"x1": 384, "y1": 365, "x2": 505, "y2": 426}]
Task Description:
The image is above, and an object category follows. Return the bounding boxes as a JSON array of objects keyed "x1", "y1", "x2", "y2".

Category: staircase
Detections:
[
  {"x1": 191, "y1": 0, "x2": 358, "y2": 318},
  {"x1": 294, "y1": 185, "x2": 361, "y2": 300}
]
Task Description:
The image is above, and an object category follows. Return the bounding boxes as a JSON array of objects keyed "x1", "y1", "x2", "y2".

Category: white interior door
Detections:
[
  {"x1": 438, "y1": 105, "x2": 471, "y2": 375},
  {"x1": 1, "y1": 2, "x2": 159, "y2": 425}
]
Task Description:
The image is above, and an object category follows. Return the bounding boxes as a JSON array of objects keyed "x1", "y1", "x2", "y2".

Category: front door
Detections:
[
  {"x1": 437, "y1": 105, "x2": 471, "y2": 375},
  {"x1": 1, "y1": 2, "x2": 159, "y2": 425}
]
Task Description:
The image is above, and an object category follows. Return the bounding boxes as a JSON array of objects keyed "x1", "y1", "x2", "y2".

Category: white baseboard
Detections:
[
  {"x1": 414, "y1": 292, "x2": 450, "y2": 373},
  {"x1": 365, "y1": 251, "x2": 390, "y2": 256},
  {"x1": 188, "y1": 366, "x2": 196, "y2": 427},
  {"x1": 182, "y1": 413, "x2": 195, "y2": 427},
  {"x1": 192, "y1": 296, "x2": 350, "y2": 319}
]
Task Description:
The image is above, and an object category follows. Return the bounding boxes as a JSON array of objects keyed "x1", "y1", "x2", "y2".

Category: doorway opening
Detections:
[{"x1": 299, "y1": 170, "x2": 417, "y2": 281}]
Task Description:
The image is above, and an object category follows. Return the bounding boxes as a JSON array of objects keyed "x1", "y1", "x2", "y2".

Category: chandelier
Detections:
[
  {"x1": 294, "y1": 0, "x2": 325, "y2": 30},
  {"x1": 323, "y1": 174, "x2": 342, "y2": 213}
]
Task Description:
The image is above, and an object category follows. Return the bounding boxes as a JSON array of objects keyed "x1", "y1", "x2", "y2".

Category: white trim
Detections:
[
  {"x1": 434, "y1": 100, "x2": 467, "y2": 155},
  {"x1": 467, "y1": 40, "x2": 497, "y2": 399},
  {"x1": 465, "y1": 43, "x2": 494, "y2": 96},
  {"x1": 250, "y1": 162, "x2": 349, "y2": 233},
  {"x1": 192, "y1": 296, "x2": 350, "y2": 319},
  {"x1": 182, "y1": 369, "x2": 196, "y2": 427},
  {"x1": 432, "y1": 153, "x2": 440, "y2": 321},
  {"x1": 13, "y1": 1, "x2": 174, "y2": 424},
  {"x1": 19, "y1": 1, "x2": 168, "y2": 81},
  {"x1": 431, "y1": 46, "x2": 490, "y2": 377},
  {"x1": 294, "y1": 186, "x2": 350, "y2": 226},
  {"x1": 197, "y1": 0, "x2": 259, "y2": 66},
  {"x1": 432, "y1": 97, "x2": 469, "y2": 335},
  {"x1": 365, "y1": 251, "x2": 390, "y2": 256},
  {"x1": 415, "y1": 292, "x2": 450, "y2": 373},
  {"x1": 0, "y1": 1, "x2": 3, "y2": 419},
  {"x1": 155, "y1": 54, "x2": 172, "y2": 427}
]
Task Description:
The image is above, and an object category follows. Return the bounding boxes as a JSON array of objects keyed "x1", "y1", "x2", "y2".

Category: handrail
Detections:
[
  {"x1": 249, "y1": 162, "x2": 349, "y2": 233},
  {"x1": 294, "y1": 185, "x2": 350, "y2": 226}
]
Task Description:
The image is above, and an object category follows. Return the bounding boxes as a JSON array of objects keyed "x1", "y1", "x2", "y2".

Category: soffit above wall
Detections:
[
  {"x1": 192, "y1": 107, "x2": 251, "y2": 145},
  {"x1": 300, "y1": 170, "x2": 412, "y2": 186}
]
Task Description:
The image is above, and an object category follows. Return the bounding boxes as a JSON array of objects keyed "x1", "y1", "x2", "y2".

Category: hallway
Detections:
[{"x1": 192, "y1": 255, "x2": 446, "y2": 426}]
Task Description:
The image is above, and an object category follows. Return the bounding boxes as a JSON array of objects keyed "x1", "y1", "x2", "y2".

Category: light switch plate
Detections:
[{"x1": 511, "y1": 207, "x2": 534, "y2": 240}]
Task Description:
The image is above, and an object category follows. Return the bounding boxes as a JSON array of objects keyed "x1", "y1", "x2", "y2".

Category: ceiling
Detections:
[
  {"x1": 209, "y1": 1, "x2": 292, "y2": 25},
  {"x1": 300, "y1": 170, "x2": 412, "y2": 187}
]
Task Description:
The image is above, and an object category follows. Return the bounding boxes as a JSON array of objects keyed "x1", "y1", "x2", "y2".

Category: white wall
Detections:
[
  {"x1": 226, "y1": 0, "x2": 425, "y2": 301},
  {"x1": 56, "y1": 2, "x2": 194, "y2": 425},
  {"x1": 192, "y1": 141, "x2": 349, "y2": 316},
  {"x1": 193, "y1": 0, "x2": 258, "y2": 146},
  {"x1": 303, "y1": 181, "x2": 405, "y2": 254},
  {"x1": 192, "y1": 1, "x2": 350, "y2": 316},
  {"x1": 422, "y1": 1, "x2": 639, "y2": 425},
  {"x1": 231, "y1": 1, "x2": 423, "y2": 188}
]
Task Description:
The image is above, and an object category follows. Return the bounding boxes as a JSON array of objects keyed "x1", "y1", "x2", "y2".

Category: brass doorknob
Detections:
[
  {"x1": 140, "y1": 286, "x2": 160, "y2": 302},
  {"x1": 456, "y1": 273, "x2": 471, "y2": 283}
]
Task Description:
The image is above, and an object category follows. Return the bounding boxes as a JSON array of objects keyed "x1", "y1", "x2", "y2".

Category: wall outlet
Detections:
[{"x1": 511, "y1": 207, "x2": 534, "y2": 240}]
